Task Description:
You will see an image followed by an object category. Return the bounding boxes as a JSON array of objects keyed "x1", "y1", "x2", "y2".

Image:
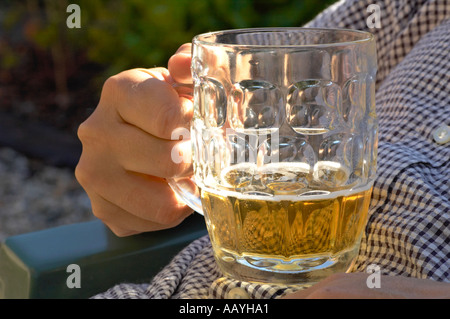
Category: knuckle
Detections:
[
  {"x1": 74, "y1": 152, "x2": 104, "y2": 194},
  {"x1": 76, "y1": 111, "x2": 110, "y2": 157},
  {"x1": 76, "y1": 120, "x2": 92, "y2": 144},
  {"x1": 91, "y1": 206, "x2": 105, "y2": 220},
  {"x1": 74, "y1": 159, "x2": 91, "y2": 188},
  {"x1": 90, "y1": 205, "x2": 113, "y2": 227},
  {"x1": 77, "y1": 113, "x2": 105, "y2": 147},
  {"x1": 101, "y1": 74, "x2": 123, "y2": 99},
  {"x1": 99, "y1": 72, "x2": 132, "y2": 107},
  {"x1": 86, "y1": 198, "x2": 108, "y2": 222}
]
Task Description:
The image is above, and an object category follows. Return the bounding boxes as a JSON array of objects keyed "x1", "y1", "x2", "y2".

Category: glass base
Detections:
[{"x1": 214, "y1": 244, "x2": 360, "y2": 287}]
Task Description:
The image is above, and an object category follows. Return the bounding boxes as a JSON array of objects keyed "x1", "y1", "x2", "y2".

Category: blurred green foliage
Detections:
[
  {"x1": 0, "y1": 0, "x2": 336, "y2": 136},
  {"x1": 79, "y1": 0, "x2": 336, "y2": 75},
  {"x1": 0, "y1": 0, "x2": 336, "y2": 133},
  {"x1": 1, "y1": 0, "x2": 335, "y2": 77}
]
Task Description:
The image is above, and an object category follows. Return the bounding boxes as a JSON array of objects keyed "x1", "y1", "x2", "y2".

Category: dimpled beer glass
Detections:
[{"x1": 170, "y1": 28, "x2": 378, "y2": 286}]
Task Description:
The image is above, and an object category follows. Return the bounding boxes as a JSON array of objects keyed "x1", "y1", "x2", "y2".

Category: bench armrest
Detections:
[{"x1": 0, "y1": 213, "x2": 207, "y2": 299}]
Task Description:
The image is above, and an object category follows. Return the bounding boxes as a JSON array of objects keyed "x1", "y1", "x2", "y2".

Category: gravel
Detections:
[{"x1": 0, "y1": 147, "x2": 95, "y2": 242}]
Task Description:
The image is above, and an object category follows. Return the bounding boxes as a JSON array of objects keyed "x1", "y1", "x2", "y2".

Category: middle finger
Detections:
[{"x1": 113, "y1": 121, "x2": 192, "y2": 178}]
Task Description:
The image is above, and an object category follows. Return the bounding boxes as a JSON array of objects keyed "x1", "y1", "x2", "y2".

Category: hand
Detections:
[
  {"x1": 75, "y1": 44, "x2": 194, "y2": 236},
  {"x1": 282, "y1": 272, "x2": 450, "y2": 299}
]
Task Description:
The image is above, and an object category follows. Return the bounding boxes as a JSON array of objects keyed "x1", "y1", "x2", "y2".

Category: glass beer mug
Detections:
[{"x1": 170, "y1": 28, "x2": 378, "y2": 287}]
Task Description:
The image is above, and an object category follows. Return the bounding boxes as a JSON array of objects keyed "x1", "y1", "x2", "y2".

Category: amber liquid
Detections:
[
  {"x1": 200, "y1": 164, "x2": 372, "y2": 284},
  {"x1": 202, "y1": 186, "x2": 371, "y2": 255}
]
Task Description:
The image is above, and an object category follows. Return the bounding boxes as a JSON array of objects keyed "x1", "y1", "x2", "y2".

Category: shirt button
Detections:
[
  {"x1": 226, "y1": 287, "x2": 250, "y2": 299},
  {"x1": 433, "y1": 125, "x2": 450, "y2": 144}
]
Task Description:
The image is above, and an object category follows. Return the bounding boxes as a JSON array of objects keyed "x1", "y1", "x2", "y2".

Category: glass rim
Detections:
[{"x1": 193, "y1": 27, "x2": 374, "y2": 48}]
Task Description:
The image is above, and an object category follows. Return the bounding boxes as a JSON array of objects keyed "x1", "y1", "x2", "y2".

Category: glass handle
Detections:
[
  {"x1": 168, "y1": 177, "x2": 203, "y2": 215},
  {"x1": 168, "y1": 82, "x2": 201, "y2": 213}
]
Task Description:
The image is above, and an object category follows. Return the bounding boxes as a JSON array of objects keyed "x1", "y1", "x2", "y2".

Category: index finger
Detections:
[{"x1": 103, "y1": 68, "x2": 193, "y2": 140}]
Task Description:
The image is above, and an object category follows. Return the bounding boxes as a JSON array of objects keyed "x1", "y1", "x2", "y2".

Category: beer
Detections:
[
  {"x1": 169, "y1": 28, "x2": 378, "y2": 286},
  {"x1": 199, "y1": 163, "x2": 372, "y2": 284}
]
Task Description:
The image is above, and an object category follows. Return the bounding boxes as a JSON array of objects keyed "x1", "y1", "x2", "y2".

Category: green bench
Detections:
[{"x1": 0, "y1": 213, "x2": 207, "y2": 299}]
